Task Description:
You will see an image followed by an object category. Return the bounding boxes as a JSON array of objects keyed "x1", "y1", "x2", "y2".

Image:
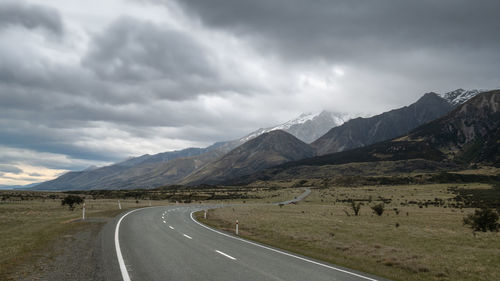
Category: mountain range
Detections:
[
  {"x1": 33, "y1": 88, "x2": 490, "y2": 190},
  {"x1": 232, "y1": 90, "x2": 499, "y2": 184},
  {"x1": 311, "y1": 90, "x2": 485, "y2": 155}
]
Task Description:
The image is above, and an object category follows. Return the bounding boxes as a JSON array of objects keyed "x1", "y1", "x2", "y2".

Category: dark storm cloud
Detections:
[
  {"x1": 84, "y1": 17, "x2": 213, "y2": 82},
  {"x1": 82, "y1": 17, "x2": 247, "y2": 101},
  {"x1": 0, "y1": 1, "x2": 63, "y2": 35},
  {"x1": 0, "y1": 164, "x2": 23, "y2": 174},
  {"x1": 2, "y1": 0, "x2": 499, "y2": 183},
  {"x1": 171, "y1": 0, "x2": 500, "y2": 62}
]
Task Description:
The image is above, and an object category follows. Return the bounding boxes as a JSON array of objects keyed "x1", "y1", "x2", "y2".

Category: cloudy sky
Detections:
[{"x1": 1, "y1": 0, "x2": 499, "y2": 185}]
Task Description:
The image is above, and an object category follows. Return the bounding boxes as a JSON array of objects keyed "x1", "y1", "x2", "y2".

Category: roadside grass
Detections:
[
  {"x1": 0, "y1": 194, "x2": 166, "y2": 280},
  {"x1": 0, "y1": 187, "x2": 298, "y2": 279},
  {"x1": 196, "y1": 183, "x2": 500, "y2": 281}
]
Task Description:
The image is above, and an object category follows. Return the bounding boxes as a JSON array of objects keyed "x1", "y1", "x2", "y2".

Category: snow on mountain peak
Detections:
[
  {"x1": 439, "y1": 89, "x2": 485, "y2": 106},
  {"x1": 239, "y1": 111, "x2": 350, "y2": 143}
]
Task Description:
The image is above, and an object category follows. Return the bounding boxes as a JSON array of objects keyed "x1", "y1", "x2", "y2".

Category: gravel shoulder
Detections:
[{"x1": 11, "y1": 219, "x2": 111, "y2": 281}]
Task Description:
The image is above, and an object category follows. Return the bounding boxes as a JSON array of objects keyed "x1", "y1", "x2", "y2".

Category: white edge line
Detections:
[
  {"x1": 116, "y1": 206, "x2": 168, "y2": 281},
  {"x1": 183, "y1": 234, "x2": 192, "y2": 239},
  {"x1": 190, "y1": 211, "x2": 378, "y2": 281},
  {"x1": 115, "y1": 209, "x2": 142, "y2": 281},
  {"x1": 215, "y1": 250, "x2": 236, "y2": 260}
]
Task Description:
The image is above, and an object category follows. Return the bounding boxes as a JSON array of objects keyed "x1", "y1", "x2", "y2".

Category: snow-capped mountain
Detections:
[
  {"x1": 240, "y1": 111, "x2": 350, "y2": 143},
  {"x1": 440, "y1": 89, "x2": 485, "y2": 106}
]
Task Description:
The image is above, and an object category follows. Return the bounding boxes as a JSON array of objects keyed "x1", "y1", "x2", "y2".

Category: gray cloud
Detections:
[
  {"x1": 0, "y1": 164, "x2": 23, "y2": 174},
  {"x1": 82, "y1": 16, "x2": 249, "y2": 101},
  {"x1": 1, "y1": 0, "x2": 499, "y2": 184},
  {"x1": 0, "y1": 1, "x2": 63, "y2": 35},
  {"x1": 171, "y1": 0, "x2": 500, "y2": 92},
  {"x1": 84, "y1": 17, "x2": 213, "y2": 82},
  {"x1": 172, "y1": 0, "x2": 500, "y2": 59}
]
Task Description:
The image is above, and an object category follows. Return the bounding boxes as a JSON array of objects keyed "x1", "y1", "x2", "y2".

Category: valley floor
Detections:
[
  {"x1": 0, "y1": 188, "x2": 302, "y2": 280},
  {"x1": 196, "y1": 183, "x2": 500, "y2": 281}
]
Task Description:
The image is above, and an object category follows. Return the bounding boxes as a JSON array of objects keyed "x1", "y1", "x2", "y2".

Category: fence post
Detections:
[{"x1": 82, "y1": 202, "x2": 86, "y2": 220}]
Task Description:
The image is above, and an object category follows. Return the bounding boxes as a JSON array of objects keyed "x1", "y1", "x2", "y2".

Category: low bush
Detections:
[
  {"x1": 61, "y1": 195, "x2": 83, "y2": 211},
  {"x1": 463, "y1": 208, "x2": 499, "y2": 232},
  {"x1": 371, "y1": 203, "x2": 385, "y2": 216}
]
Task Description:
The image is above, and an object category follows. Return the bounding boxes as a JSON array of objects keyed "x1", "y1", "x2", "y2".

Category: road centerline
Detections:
[
  {"x1": 183, "y1": 234, "x2": 192, "y2": 239},
  {"x1": 215, "y1": 250, "x2": 236, "y2": 260},
  {"x1": 190, "y1": 211, "x2": 378, "y2": 281}
]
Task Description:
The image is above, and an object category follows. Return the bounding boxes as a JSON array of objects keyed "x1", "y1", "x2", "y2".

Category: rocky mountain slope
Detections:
[
  {"x1": 181, "y1": 130, "x2": 315, "y2": 185},
  {"x1": 311, "y1": 89, "x2": 479, "y2": 155},
  {"x1": 440, "y1": 89, "x2": 484, "y2": 106},
  {"x1": 237, "y1": 90, "x2": 499, "y2": 184}
]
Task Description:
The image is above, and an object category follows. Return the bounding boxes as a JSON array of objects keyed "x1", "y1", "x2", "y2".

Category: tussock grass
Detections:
[
  {"x1": 0, "y1": 187, "x2": 298, "y2": 279},
  {"x1": 197, "y1": 183, "x2": 500, "y2": 281},
  {"x1": 0, "y1": 193, "x2": 166, "y2": 279}
]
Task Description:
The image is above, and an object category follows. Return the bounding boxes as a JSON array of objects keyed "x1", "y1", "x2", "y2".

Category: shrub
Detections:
[
  {"x1": 463, "y1": 208, "x2": 499, "y2": 232},
  {"x1": 350, "y1": 201, "x2": 362, "y2": 216},
  {"x1": 61, "y1": 195, "x2": 83, "y2": 211},
  {"x1": 371, "y1": 203, "x2": 385, "y2": 216}
]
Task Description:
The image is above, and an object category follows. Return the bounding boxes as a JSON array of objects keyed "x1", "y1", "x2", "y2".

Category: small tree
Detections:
[
  {"x1": 350, "y1": 201, "x2": 362, "y2": 216},
  {"x1": 61, "y1": 195, "x2": 83, "y2": 211},
  {"x1": 371, "y1": 203, "x2": 385, "y2": 216},
  {"x1": 463, "y1": 208, "x2": 499, "y2": 232}
]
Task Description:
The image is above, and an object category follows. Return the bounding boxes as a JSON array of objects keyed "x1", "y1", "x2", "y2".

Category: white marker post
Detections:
[
  {"x1": 235, "y1": 220, "x2": 239, "y2": 235},
  {"x1": 82, "y1": 202, "x2": 86, "y2": 220},
  {"x1": 118, "y1": 200, "x2": 122, "y2": 210},
  {"x1": 204, "y1": 210, "x2": 207, "y2": 219}
]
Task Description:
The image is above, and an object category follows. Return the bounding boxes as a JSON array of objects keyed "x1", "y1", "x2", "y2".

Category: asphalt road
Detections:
[
  {"x1": 275, "y1": 188, "x2": 311, "y2": 205},
  {"x1": 99, "y1": 201, "x2": 388, "y2": 281}
]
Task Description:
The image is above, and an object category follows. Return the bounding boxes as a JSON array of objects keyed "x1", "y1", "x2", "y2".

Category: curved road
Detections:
[{"x1": 98, "y1": 202, "x2": 388, "y2": 281}]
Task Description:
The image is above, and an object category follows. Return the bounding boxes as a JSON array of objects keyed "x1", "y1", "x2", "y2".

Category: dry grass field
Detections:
[
  {"x1": 0, "y1": 187, "x2": 300, "y2": 279},
  {"x1": 196, "y1": 183, "x2": 500, "y2": 281},
  {"x1": 0, "y1": 192, "x2": 169, "y2": 280}
]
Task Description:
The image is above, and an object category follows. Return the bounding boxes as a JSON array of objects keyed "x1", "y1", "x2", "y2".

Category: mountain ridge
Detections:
[
  {"x1": 181, "y1": 130, "x2": 315, "y2": 185},
  {"x1": 232, "y1": 90, "x2": 500, "y2": 185},
  {"x1": 310, "y1": 90, "x2": 478, "y2": 155}
]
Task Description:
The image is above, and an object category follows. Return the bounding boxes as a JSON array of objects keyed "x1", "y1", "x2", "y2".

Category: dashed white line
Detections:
[
  {"x1": 169, "y1": 226, "x2": 174, "y2": 229},
  {"x1": 190, "y1": 211, "x2": 378, "y2": 281},
  {"x1": 163, "y1": 220, "x2": 166, "y2": 224},
  {"x1": 183, "y1": 234, "x2": 192, "y2": 239},
  {"x1": 215, "y1": 250, "x2": 236, "y2": 260}
]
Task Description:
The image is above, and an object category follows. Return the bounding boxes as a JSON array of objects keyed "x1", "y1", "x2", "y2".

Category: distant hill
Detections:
[
  {"x1": 33, "y1": 143, "x2": 232, "y2": 190},
  {"x1": 236, "y1": 90, "x2": 499, "y2": 184},
  {"x1": 32, "y1": 111, "x2": 344, "y2": 190},
  {"x1": 0, "y1": 183, "x2": 40, "y2": 190},
  {"x1": 181, "y1": 130, "x2": 315, "y2": 185},
  {"x1": 311, "y1": 89, "x2": 480, "y2": 155}
]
